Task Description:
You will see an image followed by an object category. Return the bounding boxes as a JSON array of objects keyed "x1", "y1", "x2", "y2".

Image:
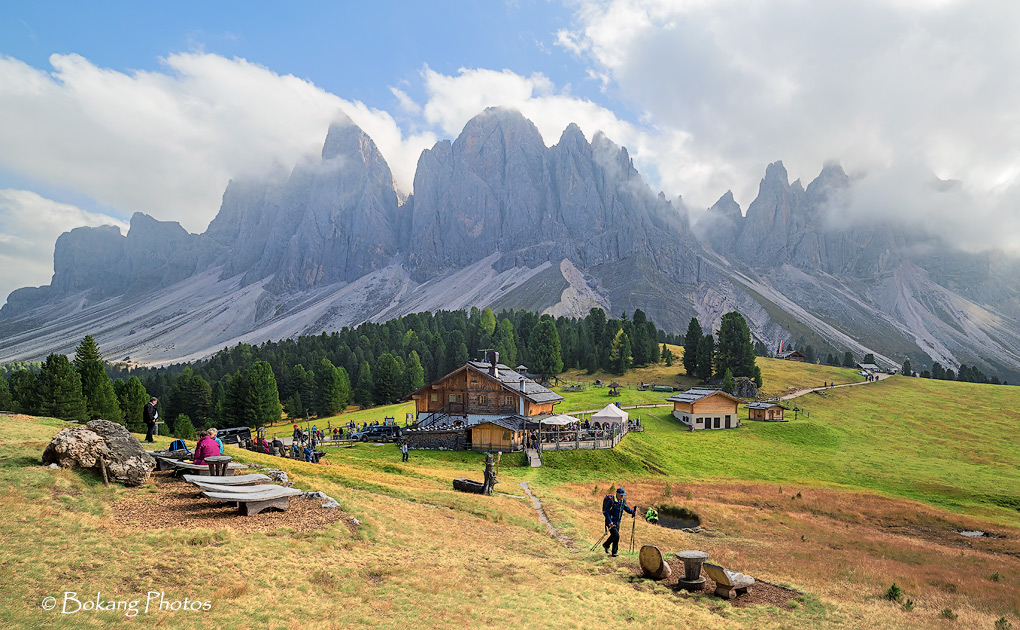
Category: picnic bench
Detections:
[
  {"x1": 184, "y1": 473, "x2": 270, "y2": 486},
  {"x1": 703, "y1": 562, "x2": 755, "y2": 599},
  {"x1": 201, "y1": 486, "x2": 303, "y2": 516}
]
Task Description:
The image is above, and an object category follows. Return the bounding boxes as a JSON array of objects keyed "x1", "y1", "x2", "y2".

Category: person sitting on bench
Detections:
[{"x1": 193, "y1": 431, "x2": 221, "y2": 466}]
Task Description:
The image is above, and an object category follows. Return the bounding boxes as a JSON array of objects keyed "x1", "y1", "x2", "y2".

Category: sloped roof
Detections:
[
  {"x1": 475, "y1": 416, "x2": 527, "y2": 432},
  {"x1": 778, "y1": 350, "x2": 806, "y2": 359},
  {"x1": 403, "y1": 361, "x2": 564, "y2": 405},
  {"x1": 744, "y1": 401, "x2": 789, "y2": 410},
  {"x1": 465, "y1": 361, "x2": 564, "y2": 404},
  {"x1": 666, "y1": 388, "x2": 742, "y2": 405},
  {"x1": 857, "y1": 363, "x2": 881, "y2": 372}
]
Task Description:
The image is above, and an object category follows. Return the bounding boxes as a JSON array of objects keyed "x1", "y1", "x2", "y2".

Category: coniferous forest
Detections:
[{"x1": 2, "y1": 308, "x2": 678, "y2": 432}]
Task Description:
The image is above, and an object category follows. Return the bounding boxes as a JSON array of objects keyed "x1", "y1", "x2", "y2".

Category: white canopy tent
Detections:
[
  {"x1": 538, "y1": 414, "x2": 577, "y2": 426},
  {"x1": 591, "y1": 403, "x2": 629, "y2": 426}
]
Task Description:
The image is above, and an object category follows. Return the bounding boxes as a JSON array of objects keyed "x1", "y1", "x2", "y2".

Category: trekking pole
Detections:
[
  {"x1": 590, "y1": 525, "x2": 608, "y2": 552},
  {"x1": 629, "y1": 511, "x2": 636, "y2": 553}
]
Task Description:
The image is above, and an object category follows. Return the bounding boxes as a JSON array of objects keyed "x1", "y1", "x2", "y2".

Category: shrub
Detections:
[
  {"x1": 902, "y1": 598, "x2": 914, "y2": 612},
  {"x1": 989, "y1": 572, "x2": 1002, "y2": 582},
  {"x1": 173, "y1": 414, "x2": 196, "y2": 440},
  {"x1": 940, "y1": 608, "x2": 957, "y2": 620},
  {"x1": 884, "y1": 583, "x2": 903, "y2": 603},
  {"x1": 995, "y1": 617, "x2": 1011, "y2": 630}
]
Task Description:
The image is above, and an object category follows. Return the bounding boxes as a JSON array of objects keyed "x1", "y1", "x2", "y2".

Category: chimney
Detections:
[
  {"x1": 488, "y1": 350, "x2": 499, "y2": 377},
  {"x1": 519, "y1": 378, "x2": 526, "y2": 415}
]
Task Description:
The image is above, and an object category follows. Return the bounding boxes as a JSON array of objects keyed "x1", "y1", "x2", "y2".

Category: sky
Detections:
[{"x1": 2, "y1": 0, "x2": 1020, "y2": 306}]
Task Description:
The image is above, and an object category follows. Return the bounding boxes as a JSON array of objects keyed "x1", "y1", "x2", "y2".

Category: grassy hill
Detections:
[{"x1": 2, "y1": 360, "x2": 1019, "y2": 629}]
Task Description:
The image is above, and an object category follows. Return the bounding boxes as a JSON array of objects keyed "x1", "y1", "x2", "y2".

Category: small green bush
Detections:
[
  {"x1": 940, "y1": 608, "x2": 957, "y2": 620},
  {"x1": 994, "y1": 617, "x2": 1011, "y2": 630},
  {"x1": 902, "y1": 598, "x2": 914, "y2": 612},
  {"x1": 989, "y1": 572, "x2": 1002, "y2": 582},
  {"x1": 884, "y1": 583, "x2": 903, "y2": 602},
  {"x1": 173, "y1": 414, "x2": 196, "y2": 440}
]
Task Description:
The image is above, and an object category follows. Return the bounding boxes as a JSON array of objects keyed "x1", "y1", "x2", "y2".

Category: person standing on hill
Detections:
[
  {"x1": 400, "y1": 440, "x2": 409, "y2": 462},
  {"x1": 602, "y1": 487, "x2": 638, "y2": 557},
  {"x1": 143, "y1": 397, "x2": 158, "y2": 443}
]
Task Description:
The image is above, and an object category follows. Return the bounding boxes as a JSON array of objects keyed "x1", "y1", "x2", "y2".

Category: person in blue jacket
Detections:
[{"x1": 602, "y1": 487, "x2": 638, "y2": 557}]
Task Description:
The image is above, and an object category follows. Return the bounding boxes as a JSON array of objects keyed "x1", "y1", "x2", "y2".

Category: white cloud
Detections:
[
  {"x1": 0, "y1": 189, "x2": 127, "y2": 304},
  {"x1": 0, "y1": 53, "x2": 435, "y2": 234},
  {"x1": 558, "y1": 0, "x2": 1020, "y2": 251}
]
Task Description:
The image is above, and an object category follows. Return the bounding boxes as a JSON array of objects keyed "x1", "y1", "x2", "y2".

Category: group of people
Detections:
[{"x1": 193, "y1": 428, "x2": 224, "y2": 465}]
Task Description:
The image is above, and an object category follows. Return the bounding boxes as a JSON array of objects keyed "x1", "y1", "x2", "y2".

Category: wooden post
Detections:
[{"x1": 99, "y1": 457, "x2": 110, "y2": 487}]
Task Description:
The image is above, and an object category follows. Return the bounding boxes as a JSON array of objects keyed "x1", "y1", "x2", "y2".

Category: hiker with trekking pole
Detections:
[{"x1": 600, "y1": 487, "x2": 638, "y2": 557}]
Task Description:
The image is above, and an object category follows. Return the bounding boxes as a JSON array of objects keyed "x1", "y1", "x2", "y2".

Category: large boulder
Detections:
[
  {"x1": 42, "y1": 420, "x2": 156, "y2": 486},
  {"x1": 733, "y1": 377, "x2": 758, "y2": 398}
]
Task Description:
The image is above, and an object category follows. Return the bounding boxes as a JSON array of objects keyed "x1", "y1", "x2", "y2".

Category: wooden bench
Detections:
[
  {"x1": 703, "y1": 562, "x2": 755, "y2": 599},
  {"x1": 201, "y1": 486, "x2": 302, "y2": 516},
  {"x1": 183, "y1": 473, "x2": 271, "y2": 486},
  {"x1": 191, "y1": 481, "x2": 280, "y2": 494}
]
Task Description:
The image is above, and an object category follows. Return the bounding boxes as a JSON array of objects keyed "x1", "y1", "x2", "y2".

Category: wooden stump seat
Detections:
[
  {"x1": 638, "y1": 545, "x2": 673, "y2": 580},
  {"x1": 703, "y1": 562, "x2": 755, "y2": 599}
]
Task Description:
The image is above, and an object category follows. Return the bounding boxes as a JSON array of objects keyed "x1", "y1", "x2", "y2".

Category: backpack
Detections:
[
  {"x1": 602, "y1": 495, "x2": 614, "y2": 515},
  {"x1": 169, "y1": 439, "x2": 189, "y2": 453}
]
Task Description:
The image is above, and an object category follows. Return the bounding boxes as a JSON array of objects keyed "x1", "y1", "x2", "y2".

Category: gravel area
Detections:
[{"x1": 112, "y1": 471, "x2": 352, "y2": 534}]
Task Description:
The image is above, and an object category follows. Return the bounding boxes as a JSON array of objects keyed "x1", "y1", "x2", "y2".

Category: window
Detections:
[
  {"x1": 450, "y1": 394, "x2": 457, "y2": 403},
  {"x1": 430, "y1": 393, "x2": 438, "y2": 402},
  {"x1": 502, "y1": 430, "x2": 512, "y2": 441},
  {"x1": 505, "y1": 395, "x2": 514, "y2": 406},
  {"x1": 479, "y1": 395, "x2": 488, "y2": 405},
  {"x1": 472, "y1": 376, "x2": 478, "y2": 383}
]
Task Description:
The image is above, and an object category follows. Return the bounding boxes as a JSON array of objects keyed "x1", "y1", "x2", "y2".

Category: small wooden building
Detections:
[
  {"x1": 744, "y1": 401, "x2": 788, "y2": 422},
  {"x1": 665, "y1": 388, "x2": 742, "y2": 430},
  {"x1": 468, "y1": 417, "x2": 527, "y2": 452},
  {"x1": 777, "y1": 350, "x2": 807, "y2": 362}
]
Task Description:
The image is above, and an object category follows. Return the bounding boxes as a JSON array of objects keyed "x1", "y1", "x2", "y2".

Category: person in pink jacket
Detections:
[{"x1": 193, "y1": 431, "x2": 221, "y2": 465}]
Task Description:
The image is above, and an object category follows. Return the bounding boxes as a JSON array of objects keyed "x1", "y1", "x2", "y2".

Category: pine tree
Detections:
[
  {"x1": 695, "y1": 334, "x2": 714, "y2": 382},
  {"x1": 0, "y1": 375, "x2": 12, "y2": 411},
  {"x1": 173, "y1": 414, "x2": 196, "y2": 440},
  {"x1": 722, "y1": 368, "x2": 734, "y2": 394},
  {"x1": 901, "y1": 359, "x2": 913, "y2": 377},
  {"x1": 843, "y1": 351, "x2": 855, "y2": 368},
  {"x1": 226, "y1": 361, "x2": 282, "y2": 428},
  {"x1": 631, "y1": 309, "x2": 650, "y2": 366},
  {"x1": 373, "y1": 353, "x2": 403, "y2": 405},
  {"x1": 73, "y1": 335, "x2": 122, "y2": 422},
  {"x1": 36, "y1": 353, "x2": 88, "y2": 422},
  {"x1": 9, "y1": 370, "x2": 39, "y2": 414},
  {"x1": 115, "y1": 376, "x2": 149, "y2": 432},
  {"x1": 170, "y1": 367, "x2": 212, "y2": 427},
  {"x1": 354, "y1": 361, "x2": 374, "y2": 408},
  {"x1": 406, "y1": 350, "x2": 425, "y2": 391},
  {"x1": 493, "y1": 319, "x2": 517, "y2": 366},
  {"x1": 683, "y1": 317, "x2": 703, "y2": 376},
  {"x1": 529, "y1": 318, "x2": 564, "y2": 376},
  {"x1": 826, "y1": 353, "x2": 837, "y2": 366},
  {"x1": 863, "y1": 353, "x2": 875, "y2": 364},
  {"x1": 714, "y1": 312, "x2": 758, "y2": 381},
  {"x1": 315, "y1": 357, "x2": 350, "y2": 417}
]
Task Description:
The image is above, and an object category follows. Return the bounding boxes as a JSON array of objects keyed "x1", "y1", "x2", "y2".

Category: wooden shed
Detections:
[
  {"x1": 744, "y1": 401, "x2": 788, "y2": 422},
  {"x1": 468, "y1": 417, "x2": 526, "y2": 452},
  {"x1": 777, "y1": 350, "x2": 807, "y2": 362}
]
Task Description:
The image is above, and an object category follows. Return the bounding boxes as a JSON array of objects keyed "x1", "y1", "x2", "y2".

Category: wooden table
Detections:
[{"x1": 205, "y1": 455, "x2": 233, "y2": 476}]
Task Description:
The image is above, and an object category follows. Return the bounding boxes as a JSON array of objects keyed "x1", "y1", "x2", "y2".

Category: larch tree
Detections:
[{"x1": 529, "y1": 317, "x2": 564, "y2": 376}]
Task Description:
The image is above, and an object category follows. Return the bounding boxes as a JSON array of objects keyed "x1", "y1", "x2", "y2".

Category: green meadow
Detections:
[{"x1": 1, "y1": 366, "x2": 1018, "y2": 629}]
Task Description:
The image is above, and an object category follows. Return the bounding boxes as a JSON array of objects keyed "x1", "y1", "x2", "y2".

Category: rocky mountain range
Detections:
[{"x1": 3, "y1": 107, "x2": 1020, "y2": 382}]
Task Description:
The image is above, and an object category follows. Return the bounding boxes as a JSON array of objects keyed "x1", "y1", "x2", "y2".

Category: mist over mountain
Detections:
[{"x1": 3, "y1": 107, "x2": 1020, "y2": 382}]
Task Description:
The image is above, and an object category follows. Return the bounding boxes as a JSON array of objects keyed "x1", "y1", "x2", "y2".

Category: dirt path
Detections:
[
  {"x1": 780, "y1": 372, "x2": 890, "y2": 401},
  {"x1": 519, "y1": 481, "x2": 574, "y2": 548}
]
